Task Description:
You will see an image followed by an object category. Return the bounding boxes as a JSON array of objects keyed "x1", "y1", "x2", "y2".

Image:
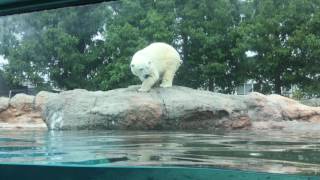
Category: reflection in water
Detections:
[{"x1": 0, "y1": 130, "x2": 319, "y2": 176}]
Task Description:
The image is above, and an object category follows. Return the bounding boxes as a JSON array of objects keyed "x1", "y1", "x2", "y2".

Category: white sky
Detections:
[
  {"x1": 0, "y1": 55, "x2": 8, "y2": 70},
  {"x1": 245, "y1": 50, "x2": 258, "y2": 57}
]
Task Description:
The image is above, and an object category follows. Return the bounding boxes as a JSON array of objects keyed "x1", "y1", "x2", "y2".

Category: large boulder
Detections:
[
  {"x1": 300, "y1": 98, "x2": 320, "y2": 107},
  {"x1": 0, "y1": 93, "x2": 47, "y2": 129},
  {"x1": 9, "y1": 93, "x2": 34, "y2": 111},
  {"x1": 34, "y1": 91, "x2": 59, "y2": 111},
  {"x1": 43, "y1": 86, "x2": 320, "y2": 130},
  {"x1": 0, "y1": 97, "x2": 9, "y2": 112}
]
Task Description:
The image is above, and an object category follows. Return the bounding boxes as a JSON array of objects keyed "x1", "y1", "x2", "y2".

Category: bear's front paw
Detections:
[
  {"x1": 138, "y1": 88, "x2": 150, "y2": 92},
  {"x1": 160, "y1": 83, "x2": 172, "y2": 88}
]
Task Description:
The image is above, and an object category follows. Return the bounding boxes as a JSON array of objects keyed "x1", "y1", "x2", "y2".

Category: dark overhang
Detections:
[{"x1": 0, "y1": 0, "x2": 114, "y2": 16}]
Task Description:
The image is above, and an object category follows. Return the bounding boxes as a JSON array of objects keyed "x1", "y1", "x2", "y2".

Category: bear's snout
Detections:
[{"x1": 143, "y1": 74, "x2": 150, "y2": 79}]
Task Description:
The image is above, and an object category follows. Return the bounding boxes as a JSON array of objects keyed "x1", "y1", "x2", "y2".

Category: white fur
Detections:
[{"x1": 130, "y1": 42, "x2": 182, "y2": 92}]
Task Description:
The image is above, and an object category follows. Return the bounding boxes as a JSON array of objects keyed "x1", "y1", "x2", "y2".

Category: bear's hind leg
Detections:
[
  {"x1": 160, "y1": 69, "x2": 175, "y2": 88},
  {"x1": 160, "y1": 60, "x2": 181, "y2": 88}
]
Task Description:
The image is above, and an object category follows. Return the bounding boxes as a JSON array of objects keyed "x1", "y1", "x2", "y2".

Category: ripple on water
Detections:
[{"x1": 0, "y1": 130, "x2": 319, "y2": 176}]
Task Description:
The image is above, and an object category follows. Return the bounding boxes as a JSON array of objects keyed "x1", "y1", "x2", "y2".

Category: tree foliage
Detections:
[
  {"x1": 0, "y1": 0, "x2": 319, "y2": 96},
  {"x1": 233, "y1": 0, "x2": 320, "y2": 95}
]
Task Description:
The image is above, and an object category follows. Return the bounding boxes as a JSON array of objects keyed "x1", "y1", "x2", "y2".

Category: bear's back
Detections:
[{"x1": 143, "y1": 42, "x2": 180, "y2": 62}]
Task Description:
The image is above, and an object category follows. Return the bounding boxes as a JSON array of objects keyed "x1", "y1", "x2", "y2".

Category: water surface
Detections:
[{"x1": 0, "y1": 130, "x2": 319, "y2": 177}]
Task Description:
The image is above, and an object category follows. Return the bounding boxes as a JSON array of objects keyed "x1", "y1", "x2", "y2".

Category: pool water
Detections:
[{"x1": 0, "y1": 130, "x2": 319, "y2": 179}]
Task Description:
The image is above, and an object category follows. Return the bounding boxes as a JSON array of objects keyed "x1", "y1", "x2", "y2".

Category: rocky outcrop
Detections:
[
  {"x1": 9, "y1": 94, "x2": 34, "y2": 111},
  {"x1": 34, "y1": 91, "x2": 59, "y2": 111},
  {"x1": 0, "y1": 91, "x2": 56, "y2": 129},
  {"x1": 43, "y1": 86, "x2": 320, "y2": 130},
  {"x1": 0, "y1": 86, "x2": 319, "y2": 130},
  {"x1": 300, "y1": 98, "x2": 320, "y2": 107},
  {"x1": 0, "y1": 97, "x2": 9, "y2": 112}
]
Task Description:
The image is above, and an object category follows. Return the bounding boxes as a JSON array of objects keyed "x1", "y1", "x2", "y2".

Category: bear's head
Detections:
[{"x1": 130, "y1": 52, "x2": 152, "y2": 80}]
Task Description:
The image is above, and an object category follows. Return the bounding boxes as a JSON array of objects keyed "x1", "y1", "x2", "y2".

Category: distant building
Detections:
[
  {"x1": 282, "y1": 85, "x2": 299, "y2": 98},
  {"x1": 235, "y1": 80, "x2": 299, "y2": 97},
  {"x1": 236, "y1": 80, "x2": 255, "y2": 95},
  {"x1": 0, "y1": 73, "x2": 35, "y2": 97}
]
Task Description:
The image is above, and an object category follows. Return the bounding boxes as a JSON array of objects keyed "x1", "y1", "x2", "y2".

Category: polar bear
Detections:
[{"x1": 130, "y1": 42, "x2": 182, "y2": 92}]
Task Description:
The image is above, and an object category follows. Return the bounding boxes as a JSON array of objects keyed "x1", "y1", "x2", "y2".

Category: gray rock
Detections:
[
  {"x1": 0, "y1": 93, "x2": 47, "y2": 129},
  {"x1": 34, "y1": 91, "x2": 59, "y2": 111},
  {"x1": 43, "y1": 86, "x2": 320, "y2": 130},
  {"x1": 9, "y1": 94, "x2": 34, "y2": 111},
  {"x1": 0, "y1": 97, "x2": 9, "y2": 112},
  {"x1": 300, "y1": 98, "x2": 320, "y2": 107}
]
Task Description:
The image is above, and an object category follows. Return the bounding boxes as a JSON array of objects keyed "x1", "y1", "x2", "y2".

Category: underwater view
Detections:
[{"x1": 0, "y1": 130, "x2": 319, "y2": 179}]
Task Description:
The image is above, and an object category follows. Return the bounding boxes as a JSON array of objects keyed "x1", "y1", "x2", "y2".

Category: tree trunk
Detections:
[
  {"x1": 181, "y1": 33, "x2": 188, "y2": 63},
  {"x1": 208, "y1": 78, "x2": 214, "y2": 91},
  {"x1": 274, "y1": 62, "x2": 283, "y2": 95},
  {"x1": 274, "y1": 75, "x2": 282, "y2": 95}
]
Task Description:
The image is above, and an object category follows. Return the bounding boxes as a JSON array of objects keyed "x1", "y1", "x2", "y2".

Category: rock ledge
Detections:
[{"x1": 42, "y1": 86, "x2": 320, "y2": 130}]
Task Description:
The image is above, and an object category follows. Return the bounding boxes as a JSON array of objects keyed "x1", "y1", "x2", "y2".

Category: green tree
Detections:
[
  {"x1": 0, "y1": 3, "x2": 108, "y2": 90},
  {"x1": 234, "y1": 0, "x2": 320, "y2": 95},
  {"x1": 174, "y1": 0, "x2": 244, "y2": 93},
  {"x1": 289, "y1": 8, "x2": 320, "y2": 97},
  {"x1": 0, "y1": 0, "x2": 318, "y2": 96}
]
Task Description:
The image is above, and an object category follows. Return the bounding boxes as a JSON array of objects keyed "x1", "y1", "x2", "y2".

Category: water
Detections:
[{"x1": 0, "y1": 130, "x2": 319, "y2": 179}]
